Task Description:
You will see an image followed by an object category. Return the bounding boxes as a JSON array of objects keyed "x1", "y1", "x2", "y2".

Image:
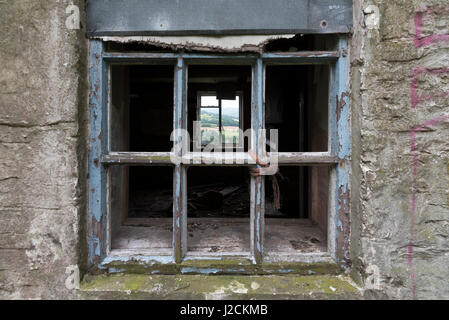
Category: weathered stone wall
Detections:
[
  {"x1": 0, "y1": 0, "x2": 448, "y2": 299},
  {"x1": 351, "y1": 0, "x2": 449, "y2": 299},
  {"x1": 0, "y1": 0, "x2": 87, "y2": 299}
]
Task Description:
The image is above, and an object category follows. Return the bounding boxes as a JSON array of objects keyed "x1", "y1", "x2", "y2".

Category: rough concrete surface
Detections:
[
  {"x1": 0, "y1": 0, "x2": 87, "y2": 299},
  {"x1": 80, "y1": 274, "x2": 362, "y2": 300},
  {"x1": 0, "y1": 0, "x2": 448, "y2": 299},
  {"x1": 351, "y1": 0, "x2": 449, "y2": 299}
]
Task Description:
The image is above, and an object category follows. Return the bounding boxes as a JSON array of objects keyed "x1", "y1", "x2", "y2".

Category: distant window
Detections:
[{"x1": 197, "y1": 92, "x2": 243, "y2": 148}]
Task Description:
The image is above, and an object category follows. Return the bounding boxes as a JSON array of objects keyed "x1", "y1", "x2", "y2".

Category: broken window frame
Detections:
[
  {"x1": 88, "y1": 37, "x2": 351, "y2": 270},
  {"x1": 196, "y1": 91, "x2": 244, "y2": 149}
]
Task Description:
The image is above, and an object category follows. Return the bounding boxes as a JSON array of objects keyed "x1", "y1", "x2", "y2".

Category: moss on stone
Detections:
[
  {"x1": 101, "y1": 258, "x2": 340, "y2": 276},
  {"x1": 80, "y1": 274, "x2": 361, "y2": 300},
  {"x1": 147, "y1": 156, "x2": 171, "y2": 161}
]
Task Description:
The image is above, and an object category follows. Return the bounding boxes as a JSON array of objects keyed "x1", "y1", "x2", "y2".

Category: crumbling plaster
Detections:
[
  {"x1": 351, "y1": 0, "x2": 449, "y2": 299},
  {"x1": 98, "y1": 35, "x2": 297, "y2": 53},
  {"x1": 0, "y1": 0, "x2": 448, "y2": 299}
]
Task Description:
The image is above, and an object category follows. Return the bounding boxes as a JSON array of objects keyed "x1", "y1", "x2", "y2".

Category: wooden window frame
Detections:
[{"x1": 88, "y1": 39, "x2": 351, "y2": 270}]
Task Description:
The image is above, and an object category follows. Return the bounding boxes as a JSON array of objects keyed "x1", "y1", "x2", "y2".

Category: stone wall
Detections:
[
  {"x1": 351, "y1": 0, "x2": 449, "y2": 299},
  {"x1": 0, "y1": 0, "x2": 448, "y2": 299},
  {"x1": 0, "y1": 0, "x2": 87, "y2": 299}
]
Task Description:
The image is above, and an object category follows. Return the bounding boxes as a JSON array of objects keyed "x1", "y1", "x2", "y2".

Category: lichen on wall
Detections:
[{"x1": 352, "y1": 0, "x2": 449, "y2": 299}]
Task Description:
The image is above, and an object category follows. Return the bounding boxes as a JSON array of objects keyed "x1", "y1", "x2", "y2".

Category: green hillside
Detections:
[{"x1": 201, "y1": 110, "x2": 239, "y2": 128}]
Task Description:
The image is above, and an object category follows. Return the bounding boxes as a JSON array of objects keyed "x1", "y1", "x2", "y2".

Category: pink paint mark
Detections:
[
  {"x1": 414, "y1": 6, "x2": 449, "y2": 48},
  {"x1": 409, "y1": 114, "x2": 449, "y2": 299},
  {"x1": 406, "y1": 5, "x2": 449, "y2": 300},
  {"x1": 411, "y1": 68, "x2": 449, "y2": 109}
]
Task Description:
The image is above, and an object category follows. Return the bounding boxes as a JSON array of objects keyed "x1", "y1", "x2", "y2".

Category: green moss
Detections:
[
  {"x1": 80, "y1": 274, "x2": 360, "y2": 300},
  {"x1": 102, "y1": 258, "x2": 340, "y2": 276},
  {"x1": 147, "y1": 156, "x2": 171, "y2": 161},
  {"x1": 124, "y1": 276, "x2": 146, "y2": 292}
]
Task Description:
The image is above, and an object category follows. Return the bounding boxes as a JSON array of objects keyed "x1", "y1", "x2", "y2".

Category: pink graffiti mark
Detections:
[
  {"x1": 409, "y1": 115, "x2": 449, "y2": 299},
  {"x1": 411, "y1": 68, "x2": 449, "y2": 109},
  {"x1": 414, "y1": 6, "x2": 449, "y2": 48}
]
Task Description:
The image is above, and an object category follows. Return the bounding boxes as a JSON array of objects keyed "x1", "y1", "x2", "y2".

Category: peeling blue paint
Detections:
[
  {"x1": 332, "y1": 36, "x2": 351, "y2": 267},
  {"x1": 181, "y1": 267, "x2": 220, "y2": 274},
  {"x1": 250, "y1": 58, "x2": 265, "y2": 263},
  {"x1": 335, "y1": 218, "x2": 343, "y2": 230},
  {"x1": 88, "y1": 40, "x2": 108, "y2": 265},
  {"x1": 278, "y1": 269, "x2": 294, "y2": 274},
  {"x1": 183, "y1": 256, "x2": 223, "y2": 261},
  {"x1": 89, "y1": 233, "x2": 101, "y2": 263}
]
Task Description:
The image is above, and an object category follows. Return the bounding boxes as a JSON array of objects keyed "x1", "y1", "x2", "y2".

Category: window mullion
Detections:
[
  {"x1": 330, "y1": 36, "x2": 351, "y2": 264},
  {"x1": 173, "y1": 56, "x2": 187, "y2": 263},
  {"x1": 250, "y1": 58, "x2": 265, "y2": 264}
]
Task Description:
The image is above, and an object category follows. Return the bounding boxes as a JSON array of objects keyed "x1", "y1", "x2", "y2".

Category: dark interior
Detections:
[
  {"x1": 264, "y1": 64, "x2": 329, "y2": 227},
  {"x1": 129, "y1": 65, "x2": 174, "y2": 152},
  {"x1": 127, "y1": 166, "x2": 173, "y2": 218},
  {"x1": 110, "y1": 62, "x2": 329, "y2": 252},
  {"x1": 187, "y1": 167, "x2": 250, "y2": 218}
]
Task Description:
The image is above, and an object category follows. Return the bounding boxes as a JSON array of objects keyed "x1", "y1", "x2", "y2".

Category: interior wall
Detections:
[
  {"x1": 110, "y1": 66, "x2": 129, "y2": 236},
  {"x1": 265, "y1": 65, "x2": 329, "y2": 223},
  {"x1": 308, "y1": 65, "x2": 330, "y2": 234}
]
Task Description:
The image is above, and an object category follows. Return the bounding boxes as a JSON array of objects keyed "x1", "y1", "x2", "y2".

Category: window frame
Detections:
[{"x1": 88, "y1": 39, "x2": 351, "y2": 271}]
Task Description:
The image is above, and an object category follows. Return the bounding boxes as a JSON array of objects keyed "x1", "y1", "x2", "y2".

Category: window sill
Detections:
[
  {"x1": 97, "y1": 253, "x2": 340, "y2": 276},
  {"x1": 80, "y1": 274, "x2": 361, "y2": 300}
]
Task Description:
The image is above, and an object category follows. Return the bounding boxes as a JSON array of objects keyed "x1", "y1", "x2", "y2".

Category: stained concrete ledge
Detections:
[{"x1": 79, "y1": 274, "x2": 362, "y2": 300}]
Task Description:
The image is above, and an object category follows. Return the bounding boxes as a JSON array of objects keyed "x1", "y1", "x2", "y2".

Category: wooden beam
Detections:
[
  {"x1": 103, "y1": 51, "x2": 339, "y2": 65},
  {"x1": 173, "y1": 57, "x2": 188, "y2": 263},
  {"x1": 101, "y1": 151, "x2": 338, "y2": 167},
  {"x1": 262, "y1": 51, "x2": 340, "y2": 64},
  {"x1": 250, "y1": 58, "x2": 265, "y2": 264},
  {"x1": 88, "y1": 40, "x2": 108, "y2": 265},
  {"x1": 277, "y1": 152, "x2": 338, "y2": 165},
  {"x1": 101, "y1": 152, "x2": 173, "y2": 165}
]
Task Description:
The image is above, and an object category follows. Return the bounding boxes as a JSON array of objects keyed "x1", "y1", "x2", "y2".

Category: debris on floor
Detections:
[{"x1": 188, "y1": 184, "x2": 249, "y2": 218}]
